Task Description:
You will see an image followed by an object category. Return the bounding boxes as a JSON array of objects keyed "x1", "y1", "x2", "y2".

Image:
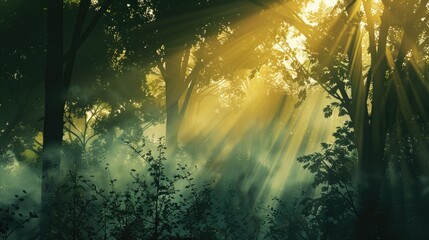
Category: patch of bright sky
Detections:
[
  {"x1": 302, "y1": 0, "x2": 338, "y2": 27},
  {"x1": 273, "y1": 0, "x2": 339, "y2": 83},
  {"x1": 306, "y1": 0, "x2": 338, "y2": 13}
]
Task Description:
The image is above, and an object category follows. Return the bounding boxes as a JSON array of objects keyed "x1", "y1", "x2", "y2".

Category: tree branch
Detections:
[{"x1": 63, "y1": 0, "x2": 113, "y2": 63}]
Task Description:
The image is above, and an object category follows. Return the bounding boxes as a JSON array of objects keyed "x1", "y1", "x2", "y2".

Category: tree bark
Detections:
[
  {"x1": 163, "y1": 45, "x2": 184, "y2": 157},
  {"x1": 351, "y1": 15, "x2": 394, "y2": 240},
  {"x1": 40, "y1": 1, "x2": 111, "y2": 237},
  {"x1": 40, "y1": 0, "x2": 64, "y2": 238},
  {"x1": 344, "y1": 1, "x2": 392, "y2": 238}
]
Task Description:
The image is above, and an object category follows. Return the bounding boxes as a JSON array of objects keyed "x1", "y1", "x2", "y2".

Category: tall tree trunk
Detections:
[
  {"x1": 353, "y1": 132, "x2": 390, "y2": 239},
  {"x1": 344, "y1": 1, "x2": 392, "y2": 238},
  {"x1": 162, "y1": 44, "x2": 186, "y2": 157},
  {"x1": 351, "y1": 10, "x2": 392, "y2": 239},
  {"x1": 39, "y1": 1, "x2": 111, "y2": 237},
  {"x1": 165, "y1": 93, "x2": 181, "y2": 157},
  {"x1": 40, "y1": 0, "x2": 64, "y2": 238}
]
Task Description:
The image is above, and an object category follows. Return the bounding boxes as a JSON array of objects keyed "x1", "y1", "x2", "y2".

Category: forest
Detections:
[{"x1": 1, "y1": 0, "x2": 429, "y2": 239}]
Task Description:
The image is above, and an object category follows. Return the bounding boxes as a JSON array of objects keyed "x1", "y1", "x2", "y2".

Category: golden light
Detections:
[
  {"x1": 141, "y1": 0, "x2": 372, "y2": 206},
  {"x1": 143, "y1": 0, "x2": 353, "y2": 204},
  {"x1": 306, "y1": 0, "x2": 338, "y2": 12}
]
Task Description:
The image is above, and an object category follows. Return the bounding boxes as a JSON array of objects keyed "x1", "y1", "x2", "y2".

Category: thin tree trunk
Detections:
[
  {"x1": 165, "y1": 95, "x2": 180, "y2": 157},
  {"x1": 40, "y1": 0, "x2": 64, "y2": 238}
]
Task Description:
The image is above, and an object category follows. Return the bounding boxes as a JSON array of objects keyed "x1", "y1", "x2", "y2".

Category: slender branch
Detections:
[
  {"x1": 34, "y1": 139, "x2": 43, "y2": 148},
  {"x1": 164, "y1": 57, "x2": 205, "y2": 119},
  {"x1": 363, "y1": 0, "x2": 377, "y2": 64},
  {"x1": 183, "y1": 60, "x2": 204, "y2": 88},
  {"x1": 63, "y1": 125, "x2": 85, "y2": 147},
  {"x1": 142, "y1": 122, "x2": 153, "y2": 132},
  {"x1": 180, "y1": 46, "x2": 191, "y2": 82},
  {"x1": 320, "y1": 157, "x2": 359, "y2": 216},
  {"x1": 85, "y1": 132, "x2": 99, "y2": 144},
  {"x1": 63, "y1": 0, "x2": 113, "y2": 63},
  {"x1": 63, "y1": 0, "x2": 91, "y2": 96},
  {"x1": 179, "y1": 75, "x2": 198, "y2": 119},
  {"x1": 157, "y1": 61, "x2": 168, "y2": 81},
  {"x1": 65, "y1": 115, "x2": 84, "y2": 137},
  {"x1": 23, "y1": 146, "x2": 41, "y2": 156}
]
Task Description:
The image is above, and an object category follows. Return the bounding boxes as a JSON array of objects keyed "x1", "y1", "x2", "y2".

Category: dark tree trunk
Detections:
[
  {"x1": 344, "y1": 2, "x2": 394, "y2": 238},
  {"x1": 40, "y1": 0, "x2": 64, "y2": 238},
  {"x1": 39, "y1": 0, "x2": 111, "y2": 238},
  {"x1": 163, "y1": 44, "x2": 186, "y2": 157},
  {"x1": 344, "y1": 1, "x2": 393, "y2": 238},
  {"x1": 353, "y1": 133, "x2": 390, "y2": 240},
  {"x1": 351, "y1": 50, "x2": 392, "y2": 240}
]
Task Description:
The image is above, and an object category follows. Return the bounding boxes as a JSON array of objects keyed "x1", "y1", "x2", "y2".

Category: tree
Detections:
[
  {"x1": 0, "y1": 0, "x2": 45, "y2": 167},
  {"x1": 40, "y1": 1, "x2": 64, "y2": 237},
  {"x1": 40, "y1": 0, "x2": 114, "y2": 238},
  {"x1": 294, "y1": 0, "x2": 429, "y2": 238},
  {"x1": 110, "y1": 0, "x2": 289, "y2": 156}
]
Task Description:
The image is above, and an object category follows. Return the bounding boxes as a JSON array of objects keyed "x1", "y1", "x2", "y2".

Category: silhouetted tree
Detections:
[
  {"x1": 41, "y1": 0, "x2": 114, "y2": 238},
  {"x1": 295, "y1": 0, "x2": 429, "y2": 238}
]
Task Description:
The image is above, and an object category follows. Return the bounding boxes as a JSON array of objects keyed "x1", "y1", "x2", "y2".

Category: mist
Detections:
[{"x1": 2, "y1": 0, "x2": 429, "y2": 239}]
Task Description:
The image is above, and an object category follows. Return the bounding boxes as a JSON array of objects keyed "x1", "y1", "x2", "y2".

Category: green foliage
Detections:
[
  {"x1": 2, "y1": 129, "x2": 406, "y2": 239},
  {"x1": 296, "y1": 121, "x2": 358, "y2": 239},
  {"x1": 3, "y1": 137, "x2": 359, "y2": 239},
  {"x1": 214, "y1": 186, "x2": 261, "y2": 239},
  {"x1": 0, "y1": 0, "x2": 45, "y2": 162},
  {"x1": 40, "y1": 140, "x2": 263, "y2": 239},
  {"x1": 48, "y1": 140, "x2": 178, "y2": 239},
  {"x1": 322, "y1": 102, "x2": 347, "y2": 118},
  {"x1": 0, "y1": 190, "x2": 38, "y2": 240},
  {"x1": 298, "y1": 121, "x2": 356, "y2": 187},
  {"x1": 262, "y1": 197, "x2": 316, "y2": 240}
]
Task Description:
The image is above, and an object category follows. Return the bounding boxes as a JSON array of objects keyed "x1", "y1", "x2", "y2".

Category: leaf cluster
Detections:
[
  {"x1": 296, "y1": 121, "x2": 358, "y2": 239},
  {"x1": 0, "y1": 190, "x2": 38, "y2": 240}
]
